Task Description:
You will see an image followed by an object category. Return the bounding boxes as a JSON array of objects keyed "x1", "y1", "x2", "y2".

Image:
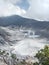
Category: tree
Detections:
[
  {"x1": 11, "y1": 54, "x2": 16, "y2": 59},
  {"x1": 33, "y1": 62, "x2": 39, "y2": 65},
  {"x1": 11, "y1": 53, "x2": 17, "y2": 65},
  {"x1": 33, "y1": 45, "x2": 49, "y2": 65}
]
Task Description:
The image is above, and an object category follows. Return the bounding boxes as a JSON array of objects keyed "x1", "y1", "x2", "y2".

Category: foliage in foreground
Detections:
[
  {"x1": 33, "y1": 45, "x2": 49, "y2": 65},
  {"x1": 0, "y1": 45, "x2": 49, "y2": 65}
]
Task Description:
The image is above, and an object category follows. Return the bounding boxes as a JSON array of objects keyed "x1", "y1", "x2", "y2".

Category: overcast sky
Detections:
[{"x1": 0, "y1": 0, "x2": 49, "y2": 21}]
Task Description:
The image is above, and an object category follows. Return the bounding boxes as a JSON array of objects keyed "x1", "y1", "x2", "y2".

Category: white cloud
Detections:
[
  {"x1": 25, "y1": 0, "x2": 49, "y2": 21},
  {"x1": 1, "y1": 0, "x2": 49, "y2": 21},
  {"x1": 0, "y1": 0, "x2": 26, "y2": 17}
]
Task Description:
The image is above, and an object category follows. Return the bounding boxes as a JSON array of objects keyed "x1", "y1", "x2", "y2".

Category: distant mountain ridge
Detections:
[
  {"x1": 0, "y1": 15, "x2": 49, "y2": 30},
  {"x1": 0, "y1": 15, "x2": 49, "y2": 46}
]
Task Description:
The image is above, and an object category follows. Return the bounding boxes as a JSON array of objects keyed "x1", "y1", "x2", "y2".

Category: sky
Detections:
[{"x1": 0, "y1": 0, "x2": 49, "y2": 21}]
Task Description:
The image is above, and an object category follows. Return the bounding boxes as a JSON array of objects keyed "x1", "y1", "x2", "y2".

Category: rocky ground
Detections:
[{"x1": 0, "y1": 60, "x2": 7, "y2": 65}]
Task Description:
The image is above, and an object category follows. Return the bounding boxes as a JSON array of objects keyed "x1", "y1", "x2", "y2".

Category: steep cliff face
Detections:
[
  {"x1": 0, "y1": 27, "x2": 9, "y2": 45},
  {"x1": 0, "y1": 60, "x2": 7, "y2": 65}
]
